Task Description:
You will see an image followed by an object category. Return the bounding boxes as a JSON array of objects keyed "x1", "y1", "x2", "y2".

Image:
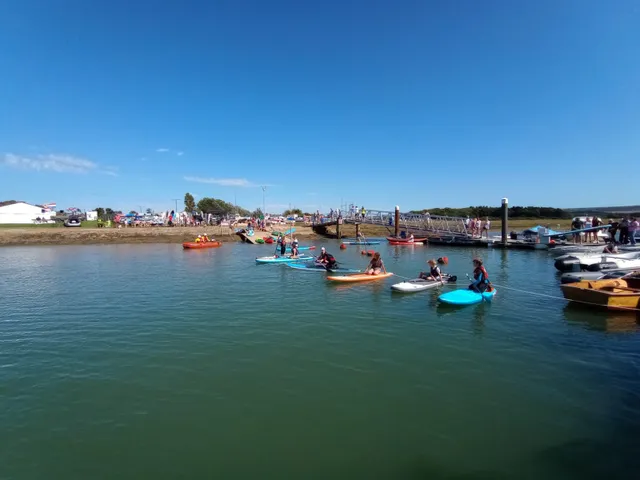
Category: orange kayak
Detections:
[
  {"x1": 327, "y1": 272, "x2": 394, "y2": 282},
  {"x1": 182, "y1": 241, "x2": 222, "y2": 249}
]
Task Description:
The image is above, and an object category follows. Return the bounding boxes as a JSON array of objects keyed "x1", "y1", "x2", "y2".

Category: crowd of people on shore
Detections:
[
  {"x1": 464, "y1": 216, "x2": 491, "y2": 239},
  {"x1": 570, "y1": 216, "x2": 639, "y2": 246}
]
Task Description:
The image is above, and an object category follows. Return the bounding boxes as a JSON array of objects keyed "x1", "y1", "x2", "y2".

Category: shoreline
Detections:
[{"x1": 0, "y1": 226, "x2": 319, "y2": 246}]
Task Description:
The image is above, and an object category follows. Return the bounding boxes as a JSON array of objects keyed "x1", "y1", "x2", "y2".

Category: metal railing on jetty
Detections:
[{"x1": 312, "y1": 209, "x2": 470, "y2": 238}]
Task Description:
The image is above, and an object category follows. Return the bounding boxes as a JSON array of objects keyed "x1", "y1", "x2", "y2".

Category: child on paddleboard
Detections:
[
  {"x1": 365, "y1": 252, "x2": 386, "y2": 275},
  {"x1": 469, "y1": 258, "x2": 490, "y2": 293}
]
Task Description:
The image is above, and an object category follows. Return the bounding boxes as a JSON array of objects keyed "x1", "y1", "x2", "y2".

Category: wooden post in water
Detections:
[
  {"x1": 394, "y1": 205, "x2": 400, "y2": 238},
  {"x1": 501, "y1": 197, "x2": 508, "y2": 245},
  {"x1": 336, "y1": 217, "x2": 342, "y2": 239},
  {"x1": 355, "y1": 223, "x2": 360, "y2": 239}
]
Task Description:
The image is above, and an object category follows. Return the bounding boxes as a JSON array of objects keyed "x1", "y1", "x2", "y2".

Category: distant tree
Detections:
[
  {"x1": 58, "y1": 209, "x2": 65, "y2": 214},
  {"x1": 283, "y1": 208, "x2": 303, "y2": 217},
  {"x1": 94, "y1": 207, "x2": 105, "y2": 219},
  {"x1": 129, "y1": 210, "x2": 137, "y2": 215},
  {"x1": 252, "y1": 208, "x2": 264, "y2": 218},
  {"x1": 184, "y1": 192, "x2": 196, "y2": 212},
  {"x1": 145, "y1": 208, "x2": 152, "y2": 215},
  {"x1": 105, "y1": 208, "x2": 114, "y2": 217}
]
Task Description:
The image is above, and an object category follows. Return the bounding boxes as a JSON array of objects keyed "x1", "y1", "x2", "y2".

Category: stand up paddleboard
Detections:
[{"x1": 438, "y1": 288, "x2": 497, "y2": 305}]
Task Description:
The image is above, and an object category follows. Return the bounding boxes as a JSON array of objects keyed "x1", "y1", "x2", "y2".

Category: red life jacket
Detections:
[{"x1": 474, "y1": 265, "x2": 489, "y2": 282}]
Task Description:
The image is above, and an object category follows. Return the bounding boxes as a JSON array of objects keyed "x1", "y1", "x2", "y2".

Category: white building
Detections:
[{"x1": 0, "y1": 201, "x2": 56, "y2": 224}]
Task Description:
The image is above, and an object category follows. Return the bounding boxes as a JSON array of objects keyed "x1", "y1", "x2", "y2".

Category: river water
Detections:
[{"x1": 1, "y1": 242, "x2": 639, "y2": 479}]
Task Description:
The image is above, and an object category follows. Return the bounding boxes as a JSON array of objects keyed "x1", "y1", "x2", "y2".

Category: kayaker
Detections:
[
  {"x1": 290, "y1": 244, "x2": 299, "y2": 257},
  {"x1": 408, "y1": 233, "x2": 415, "y2": 243},
  {"x1": 202, "y1": 233, "x2": 210, "y2": 242},
  {"x1": 292, "y1": 237, "x2": 299, "y2": 248},
  {"x1": 419, "y1": 259, "x2": 443, "y2": 283},
  {"x1": 469, "y1": 258, "x2": 490, "y2": 293},
  {"x1": 279, "y1": 237, "x2": 287, "y2": 256},
  {"x1": 195, "y1": 235, "x2": 202, "y2": 243},
  {"x1": 365, "y1": 252, "x2": 386, "y2": 275}
]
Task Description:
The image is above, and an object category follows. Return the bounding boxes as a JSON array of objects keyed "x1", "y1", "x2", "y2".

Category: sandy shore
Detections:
[{"x1": 0, "y1": 225, "x2": 319, "y2": 246}]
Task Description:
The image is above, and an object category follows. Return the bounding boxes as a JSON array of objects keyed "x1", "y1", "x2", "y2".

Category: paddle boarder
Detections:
[
  {"x1": 419, "y1": 259, "x2": 444, "y2": 283},
  {"x1": 469, "y1": 258, "x2": 490, "y2": 293},
  {"x1": 317, "y1": 247, "x2": 338, "y2": 269},
  {"x1": 365, "y1": 252, "x2": 386, "y2": 275}
]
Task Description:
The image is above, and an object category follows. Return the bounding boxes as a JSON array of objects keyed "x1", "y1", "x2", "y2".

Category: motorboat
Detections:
[
  {"x1": 554, "y1": 252, "x2": 640, "y2": 272},
  {"x1": 560, "y1": 269, "x2": 636, "y2": 284}
]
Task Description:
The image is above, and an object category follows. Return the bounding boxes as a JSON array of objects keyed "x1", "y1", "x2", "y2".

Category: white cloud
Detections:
[
  {"x1": 2, "y1": 153, "x2": 90, "y2": 174},
  {"x1": 184, "y1": 176, "x2": 263, "y2": 187},
  {"x1": 177, "y1": 151, "x2": 184, "y2": 156},
  {"x1": 156, "y1": 148, "x2": 170, "y2": 153},
  {"x1": 1, "y1": 153, "x2": 118, "y2": 176}
]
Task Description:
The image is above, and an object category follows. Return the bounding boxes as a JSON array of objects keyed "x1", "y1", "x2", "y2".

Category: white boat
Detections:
[
  {"x1": 560, "y1": 269, "x2": 637, "y2": 284},
  {"x1": 390, "y1": 275, "x2": 456, "y2": 293},
  {"x1": 554, "y1": 252, "x2": 640, "y2": 272},
  {"x1": 549, "y1": 244, "x2": 640, "y2": 257}
]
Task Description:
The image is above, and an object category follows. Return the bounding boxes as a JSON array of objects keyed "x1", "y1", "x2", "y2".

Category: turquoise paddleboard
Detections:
[
  {"x1": 255, "y1": 254, "x2": 313, "y2": 264},
  {"x1": 438, "y1": 288, "x2": 497, "y2": 305}
]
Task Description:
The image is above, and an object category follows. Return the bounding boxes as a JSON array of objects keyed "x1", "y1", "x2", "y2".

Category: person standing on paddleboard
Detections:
[
  {"x1": 365, "y1": 252, "x2": 386, "y2": 275},
  {"x1": 469, "y1": 258, "x2": 490, "y2": 293}
]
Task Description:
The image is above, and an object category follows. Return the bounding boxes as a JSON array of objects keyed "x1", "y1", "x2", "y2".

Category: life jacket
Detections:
[
  {"x1": 326, "y1": 254, "x2": 336, "y2": 264},
  {"x1": 430, "y1": 266, "x2": 441, "y2": 277},
  {"x1": 474, "y1": 265, "x2": 489, "y2": 283},
  {"x1": 195, "y1": 238, "x2": 201, "y2": 243}
]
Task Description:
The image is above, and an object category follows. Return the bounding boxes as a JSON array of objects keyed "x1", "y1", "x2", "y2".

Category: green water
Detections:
[{"x1": 1, "y1": 242, "x2": 639, "y2": 479}]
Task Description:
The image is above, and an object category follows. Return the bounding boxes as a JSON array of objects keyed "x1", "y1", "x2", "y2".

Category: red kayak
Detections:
[
  {"x1": 386, "y1": 236, "x2": 428, "y2": 243},
  {"x1": 263, "y1": 237, "x2": 274, "y2": 244},
  {"x1": 183, "y1": 241, "x2": 223, "y2": 249}
]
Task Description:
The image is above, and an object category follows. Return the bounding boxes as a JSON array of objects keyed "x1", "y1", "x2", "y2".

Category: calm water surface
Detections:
[{"x1": 1, "y1": 241, "x2": 640, "y2": 479}]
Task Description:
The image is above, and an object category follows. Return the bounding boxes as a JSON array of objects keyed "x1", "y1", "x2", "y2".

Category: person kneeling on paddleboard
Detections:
[
  {"x1": 317, "y1": 247, "x2": 338, "y2": 269},
  {"x1": 419, "y1": 259, "x2": 444, "y2": 283},
  {"x1": 469, "y1": 258, "x2": 490, "y2": 293},
  {"x1": 365, "y1": 252, "x2": 386, "y2": 275}
]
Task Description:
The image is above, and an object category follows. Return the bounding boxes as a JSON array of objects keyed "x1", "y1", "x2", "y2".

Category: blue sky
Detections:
[{"x1": 1, "y1": 0, "x2": 638, "y2": 213}]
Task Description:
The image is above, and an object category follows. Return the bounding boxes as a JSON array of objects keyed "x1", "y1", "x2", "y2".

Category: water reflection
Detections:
[{"x1": 563, "y1": 304, "x2": 640, "y2": 334}]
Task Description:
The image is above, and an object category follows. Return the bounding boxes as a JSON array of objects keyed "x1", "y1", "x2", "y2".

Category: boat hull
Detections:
[
  {"x1": 560, "y1": 277, "x2": 640, "y2": 311},
  {"x1": 182, "y1": 241, "x2": 222, "y2": 249},
  {"x1": 386, "y1": 236, "x2": 428, "y2": 243}
]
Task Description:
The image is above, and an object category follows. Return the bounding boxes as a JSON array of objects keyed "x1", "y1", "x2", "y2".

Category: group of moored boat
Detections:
[{"x1": 553, "y1": 243, "x2": 640, "y2": 311}]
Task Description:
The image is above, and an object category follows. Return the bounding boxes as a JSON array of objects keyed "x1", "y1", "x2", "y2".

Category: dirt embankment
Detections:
[{"x1": 0, "y1": 225, "x2": 319, "y2": 246}]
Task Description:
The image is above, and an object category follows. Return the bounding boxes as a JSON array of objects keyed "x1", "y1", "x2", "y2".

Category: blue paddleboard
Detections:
[{"x1": 438, "y1": 288, "x2": 497, "y2": 305}]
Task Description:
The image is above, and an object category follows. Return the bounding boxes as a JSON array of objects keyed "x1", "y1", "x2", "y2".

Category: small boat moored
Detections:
[
  {"x1": 560, "y1": 273, "x2": 640, "y2": 311},
  {"x1": 386, "y1": 236, "x2": 428, "y2": 244}
]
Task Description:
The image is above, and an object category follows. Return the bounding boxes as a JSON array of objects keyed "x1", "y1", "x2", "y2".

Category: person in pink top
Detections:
[{"x1": 629, "y1": 218, "x2": 638, "y2": 246}]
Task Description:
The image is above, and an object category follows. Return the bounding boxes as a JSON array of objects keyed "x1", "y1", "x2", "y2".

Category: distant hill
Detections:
[{"x1": 567, "y1": 206, "x2": 640, "y2": 214}]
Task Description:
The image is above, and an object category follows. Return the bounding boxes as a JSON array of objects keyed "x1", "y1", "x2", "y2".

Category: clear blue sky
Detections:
[{"x1": 1, "y1": 0, "x2": 638, "y2": 213}]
